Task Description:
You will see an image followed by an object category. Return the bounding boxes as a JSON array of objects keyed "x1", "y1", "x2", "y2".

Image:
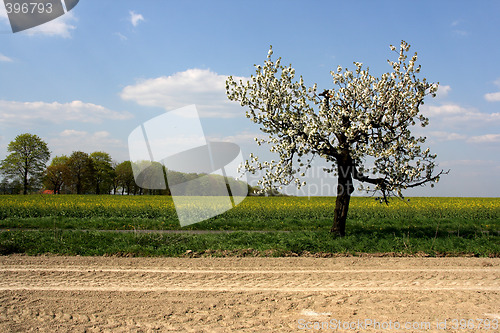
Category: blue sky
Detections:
[{"x1": 0, "y1": 0, "x2": 499, "y2": 196}]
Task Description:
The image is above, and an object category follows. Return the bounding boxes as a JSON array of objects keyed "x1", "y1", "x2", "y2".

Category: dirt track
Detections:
[{"x1": 0, "y1": 256, "x2": 499, "y2": 332}]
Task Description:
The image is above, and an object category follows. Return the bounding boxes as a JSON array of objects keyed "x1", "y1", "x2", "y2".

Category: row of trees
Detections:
[
  {"x1": 0, "y1": 133, "x2": 138, "y2": 195},
  {"x1": 43, "y1": 152, "x2": 138, "y2": 195},
  {"x1": 0, "y1": 133, "x2": 254, "y2": 196}
]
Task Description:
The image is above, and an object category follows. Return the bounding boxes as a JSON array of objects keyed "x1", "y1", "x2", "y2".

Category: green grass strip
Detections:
[{"x1": 1, "y1": 230, "x2": 498, "y2": 257}]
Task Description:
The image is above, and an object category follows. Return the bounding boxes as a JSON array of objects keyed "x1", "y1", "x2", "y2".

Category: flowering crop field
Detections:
[
  {"x1": 0, "y1": 195, "x2": 499, "y2": 256},
  {"x1": 0, "y1": 195, "x2": 498, "y2": 229}
]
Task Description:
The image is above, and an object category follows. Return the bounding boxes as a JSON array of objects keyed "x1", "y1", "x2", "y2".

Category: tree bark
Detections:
[
  {"x1": 23, "y1": 167, "x2": 28, "y2": 195},
  {"x1": 23, "y1": 180, "x2": 28, "y2": 195},
  {"x1": 330, "y1": 160, "x2": 354, "y2": 237}
]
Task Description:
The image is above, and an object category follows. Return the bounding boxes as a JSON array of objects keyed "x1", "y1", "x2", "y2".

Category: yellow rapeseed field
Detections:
[{"x1": 0, "y1": 195, "x2": 498, "y2": 223}]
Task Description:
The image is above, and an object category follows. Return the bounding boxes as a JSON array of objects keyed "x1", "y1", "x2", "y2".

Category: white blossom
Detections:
[{"x1": 226, "y1": 40, "x2": 447, "y2": 200}]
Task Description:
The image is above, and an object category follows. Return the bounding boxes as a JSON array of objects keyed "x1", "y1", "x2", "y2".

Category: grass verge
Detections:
[{"x1": 1, "y1": 229, "x2": 498, "y2": 257}]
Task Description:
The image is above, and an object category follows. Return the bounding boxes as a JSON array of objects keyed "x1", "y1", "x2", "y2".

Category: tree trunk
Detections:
[
  {"x1": 23, "y1": 165, "x2": 29, "y2": 195},
  {"x1": 76, "y1": 175, "x2": 82, "y2": 194},
  {"x1": 330, "y1": 162, "x2": 354, "y2": 237}
]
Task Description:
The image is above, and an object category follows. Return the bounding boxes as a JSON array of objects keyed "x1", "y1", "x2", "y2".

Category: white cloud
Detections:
[
  {"x1": 60, "y1": 129, "x2": 87, "y2": 137},
  {"x1": 422, "y1": 103, "x2": 500, "y2": 126},
  {"x1": 467, "y1": 134, "x2": 500, "y2": 144},
  {"x1": 427, "y1": 131, "x2": 500, "y2": 145},
  {"x1": 115, "y1": 32, "x2": 128, "y2": 41},
  {"x1": 0, "y1": 99, "x2": 133, "y2": 125},
  {"x1": 24, "y1": 11, "x2": 77, "y2": 38},
  {"x1": 485, "y1": 92, "x2": 500, "y2": 102},
  {"x1": 207, "y1": 132, "x2": 265, "y2": 145},
  {"x1": 440, "y1": 159, "x2": 498, "y2": 168},
  {"x1": 0, "y1": 4, "x2": 76, "y2": 38},
  {"x1": 429, "y1": 131, "x2": 466, "y2": 141},
  {"x1": 129, "y1": 11, "x2": 144, "y2": 27},
  {"x1": 0, "y1": 3, "x2": 8, "y2": 22},
  {"x1": 120, "y1": 68, "x2": 249, "y2": 118},
  {"x1": 450, "y1": 20, "x2": 469, "y2": 37},
  {"x1": 453, "y1": 30, "x2": 469, "y2": 37},
  {"x1": 50, "y1": 130, "x2": 127, "y2": 160},
  {"x1": 0, "y1": 53, "x2": 13, "y2": 62},
  {"x1": 424, "y1": 104, "x2": 468, "y2": 116},
  {"x1": 436, "y1": 85, "x2": 451, "y2": 99},
  {"x1": 484, "y1": 78, "x2": 500, "y2": 102}
]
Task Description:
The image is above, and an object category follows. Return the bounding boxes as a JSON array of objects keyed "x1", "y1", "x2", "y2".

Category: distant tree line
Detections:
[{"x1": 0, "y1": 133, "x2": 256, "y2": 195}]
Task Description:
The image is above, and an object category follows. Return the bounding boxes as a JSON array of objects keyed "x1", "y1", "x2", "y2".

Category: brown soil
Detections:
[{"x1": 0, "y1": 256, "x2": 498, "y2": 332}]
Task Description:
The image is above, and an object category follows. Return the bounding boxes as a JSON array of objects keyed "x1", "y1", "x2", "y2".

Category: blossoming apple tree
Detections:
[{"x1": 226, "y1": 41, "x2": 448, "y2": 236}]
